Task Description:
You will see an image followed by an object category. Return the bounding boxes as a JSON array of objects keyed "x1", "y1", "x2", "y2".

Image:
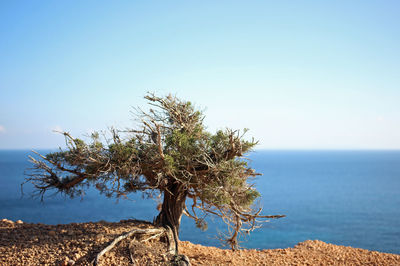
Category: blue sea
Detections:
[{"x1": 0, "y1": 150, "x2": 399, "y2": 254}]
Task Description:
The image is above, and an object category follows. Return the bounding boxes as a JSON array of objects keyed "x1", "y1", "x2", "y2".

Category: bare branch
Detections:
[{"x1": 24, "y1": 92, "x2": 284, "y2": 252}]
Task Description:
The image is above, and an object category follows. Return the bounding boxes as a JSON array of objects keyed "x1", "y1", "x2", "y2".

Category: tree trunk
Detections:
[{"x1": 154, "y1": 182, "x2": 187, "y2": 254}]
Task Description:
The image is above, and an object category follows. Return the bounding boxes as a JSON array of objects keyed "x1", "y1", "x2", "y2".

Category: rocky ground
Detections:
[{"x1": 1, "y1": 218, "x2": 399, "y2": 265}]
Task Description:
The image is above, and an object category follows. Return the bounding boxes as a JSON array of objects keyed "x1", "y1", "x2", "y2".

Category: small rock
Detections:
[
  {"x1": 60, "y1": 256, "x2": 76, "y2": 266},
  {"x1": 61, "y1": 257, "x2": 69, "y2": 266},
  {"x1": 16, "y1": 220, "x2": 23, "y2": 224},
  {"x1": 95, "y1": 234, "x2": 104, "y2": 241},
  {"x1": 173, "y1": 254, "x2": 191, "y2": 266},
  {"x1": 49, "y1": 230, "x2": 57, "y2": 236}
]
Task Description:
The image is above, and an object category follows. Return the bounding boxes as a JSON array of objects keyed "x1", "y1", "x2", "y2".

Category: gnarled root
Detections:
[
  {"x1": 92, "y1": 226, "x2": 191, "y2": 266},
  {"x1": 92, "y1": 228, "x2": 165, "y2": 265}
]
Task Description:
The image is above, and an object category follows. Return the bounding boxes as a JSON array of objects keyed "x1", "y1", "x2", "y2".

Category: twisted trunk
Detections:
[{"x1": 154, "y1": 182, "x2": 187, "y2": 254}]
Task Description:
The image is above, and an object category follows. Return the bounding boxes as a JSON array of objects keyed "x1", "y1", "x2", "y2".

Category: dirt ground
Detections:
[{"x1": 1, "y1": 218, "x2": 399, "y2": 265}]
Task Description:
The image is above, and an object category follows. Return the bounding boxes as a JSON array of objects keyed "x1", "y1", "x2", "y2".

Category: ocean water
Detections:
[{"x1": 0, "y1": 150, "x2": 399, "y2": 254}]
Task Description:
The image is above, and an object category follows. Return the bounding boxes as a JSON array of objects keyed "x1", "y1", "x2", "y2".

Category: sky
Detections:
[{"x1": 1, "y1": 1, "x2": 399, "y2": 150}]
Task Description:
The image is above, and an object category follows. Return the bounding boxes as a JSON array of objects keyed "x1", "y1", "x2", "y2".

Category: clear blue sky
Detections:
[{"x1": 1, "y1": 1, "x2": 399, "y2": 149}]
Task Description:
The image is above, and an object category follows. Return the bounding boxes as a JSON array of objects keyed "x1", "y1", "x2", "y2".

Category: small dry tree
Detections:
[{"x1": 25, "y1": 93, "x2": 284, "y2": 255}]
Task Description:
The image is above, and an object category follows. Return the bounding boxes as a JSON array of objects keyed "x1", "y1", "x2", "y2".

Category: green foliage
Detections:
[
  {"x1": 32, "y1": 94, "x2": 261, "y2": 207},
  {"x1": 26, "y1": 93, "x2": 280, "y2": 250}
]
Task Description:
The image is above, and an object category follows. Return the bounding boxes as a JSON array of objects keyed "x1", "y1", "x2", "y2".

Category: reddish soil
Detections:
[{"x1": 1, "y1": 218, "x2": 399, "y2": 265}]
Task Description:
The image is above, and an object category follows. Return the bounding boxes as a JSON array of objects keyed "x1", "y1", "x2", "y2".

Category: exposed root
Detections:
[
  {"x1": 92, "y1": 228, "x2": 165, "y2": 265},
  {"x1": 128, "y1": 239, "x2": 137, "y2": 265},
  {"x1": 164, "y1": 225, "x2": 176, "y2": 255},
  {"x1": 92, "y1": 224, "x2": 192, "y2": 266},
  {"x1": 141, "y1": 231, "x2": 164, "y2": 242}
]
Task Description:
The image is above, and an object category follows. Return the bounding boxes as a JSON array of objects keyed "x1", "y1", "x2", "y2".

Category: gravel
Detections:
[{"x1": 1, "y1": 218, "x2": 399, "y2": 265}]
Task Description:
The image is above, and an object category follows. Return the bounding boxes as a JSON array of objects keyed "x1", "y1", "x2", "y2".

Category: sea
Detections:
[{"x1": 0, "y1": 150, "x2": 399, "y2": 254}]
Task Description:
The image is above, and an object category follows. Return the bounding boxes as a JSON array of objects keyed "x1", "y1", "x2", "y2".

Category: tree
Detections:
[{"x1": 25, "y1": 93, "x2": 284, "y2": 255}]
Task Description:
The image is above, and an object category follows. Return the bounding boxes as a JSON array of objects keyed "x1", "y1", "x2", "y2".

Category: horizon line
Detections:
[{"x1": 1, "y1": 148, "x2": 400, "y2": 152}]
